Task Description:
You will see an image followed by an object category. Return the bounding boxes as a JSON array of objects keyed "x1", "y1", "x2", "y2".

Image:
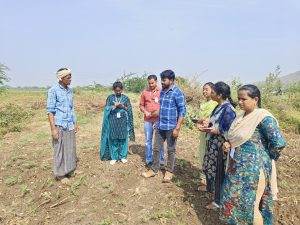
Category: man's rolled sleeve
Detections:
[
  {"x1": 46, "y1": 89, "x2": 56, "y2": 113},
  {"x1": 72, "y1": 110, "x2": 77, "y2": 123}
]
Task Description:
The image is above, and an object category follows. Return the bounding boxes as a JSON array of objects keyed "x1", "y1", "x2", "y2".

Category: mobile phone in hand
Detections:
[{"x1": 191, "y1": 118, "x2": 198, "y2": 123}]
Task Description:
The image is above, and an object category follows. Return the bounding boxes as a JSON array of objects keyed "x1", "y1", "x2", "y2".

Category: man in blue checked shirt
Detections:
[
  {"x1": 46, "y1": 68, "x2": 78, "y2": 181},
  {"x1": 142, "y1": 70, "x2": 186, "y2": 182}
]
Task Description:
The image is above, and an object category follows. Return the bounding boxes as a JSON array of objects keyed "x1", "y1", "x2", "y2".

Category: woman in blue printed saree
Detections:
[
  {"x1": 220, "y1": 85, "x2": 286, "y2": 225},
  {"x1": 100, "y1": 81, "x2": 135, "y2": 165},
  {"x1": 197, "y1": 81, "x2": 236, "y2": 209}
]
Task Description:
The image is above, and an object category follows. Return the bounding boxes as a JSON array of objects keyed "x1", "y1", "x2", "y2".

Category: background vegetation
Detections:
[
  {"x1": 0, "y1": 64, "x2": 10, "y2": 94},
  {"x1": 118, "y1": 72, "x2": 148, "y2": 93},
  {"x1": 1, "y1": 67, "x2": 300, "y2": 139}
]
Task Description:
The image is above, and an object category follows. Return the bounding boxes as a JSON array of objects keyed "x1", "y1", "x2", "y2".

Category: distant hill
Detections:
[
  {"x1": 256, "y1": 70, "x2": 300, "y2": 87},
  {"x1": 279, "y1": 71, "x2": 300, "y2": 86}
]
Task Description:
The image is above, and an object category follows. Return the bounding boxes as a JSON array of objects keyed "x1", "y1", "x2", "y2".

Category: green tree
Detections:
[
  {"x1": 0, "y1": 64, "x2": 10, "y2": 84},
  {"x1": 119, "y1": 72, "x2": 148, "y2": 93},
  {"x1": 0, "y1": 64, "x2": 10, "y2": 93},
  {"x1": 261, "y1": 65, "x2": 282, "y2": 96}
]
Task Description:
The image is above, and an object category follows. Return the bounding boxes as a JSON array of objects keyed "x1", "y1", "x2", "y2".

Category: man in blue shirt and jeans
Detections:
[{"x1": 142, "y1": 70, "x2": 186, "y2": 182}]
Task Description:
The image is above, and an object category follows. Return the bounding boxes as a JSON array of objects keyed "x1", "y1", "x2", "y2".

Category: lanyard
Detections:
[
  {"x1": 150, "y1": 89, "x2": 157, "y2": 98},
  {"x1": 115, "y1": 94, "x2": 123, "y2": 104}
]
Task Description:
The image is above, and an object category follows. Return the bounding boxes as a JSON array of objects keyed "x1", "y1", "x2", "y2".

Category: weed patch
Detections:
[
  {"x1": 47, "y1": 177, "x2": 53, "y2": 188},
  {"x1": 3, "y1": 161, "x2": 12, "y2": 168},
  {"x1": 20, "y1": 185, "x2": 30, "y2": 197},
  {"x1": 11, "y1": 155, "x2": 25, "y2": 162},
  {"x1": 71, "y1": 176, "x2": 85, "y2": 196},
  {"x1": 150, "y1": 210, "x2": 179, "y2": 220},
  {"x1": 23, "y1": 161, "x2": 38, "y2": 169},
  {"x1": 5, "y1": 177, "x2": 18, "y2": 186},
  {"x1": 174, "y1": 179, "x2": 184, "y2": 187},
  {"x1": 115, "y1": 200, "x2": 127, "y2": 207},
  {"x1": 98, "y1": 218, "x2": 112, "y2": 225},
  {"x1": 41, "y1": 163, "x2": 51, "y2": 170},
  {"x1": 55, "y1": 190, "x2": 61, "y2": 199}
]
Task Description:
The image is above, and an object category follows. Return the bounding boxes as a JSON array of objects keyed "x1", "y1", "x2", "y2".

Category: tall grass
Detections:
[{"x1": 263, "y1": 93, "x2": 300, "y2": 133}]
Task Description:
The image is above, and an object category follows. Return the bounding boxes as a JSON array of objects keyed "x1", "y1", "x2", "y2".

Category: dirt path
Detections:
[
  {"x1": 0, "y1": 92, "x2": 299, "y2": 225},
  {"x1": 0, "y1": 117, "x2": 219, "y2": 225}
]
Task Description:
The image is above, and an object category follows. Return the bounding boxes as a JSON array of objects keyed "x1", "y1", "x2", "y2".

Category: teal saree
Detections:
[{"x1": 100, "y1": 94, "x2": 135, "y2": 160}]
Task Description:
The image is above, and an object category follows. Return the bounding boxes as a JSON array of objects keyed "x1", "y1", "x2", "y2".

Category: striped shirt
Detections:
[
  {"x1": 46, "y1": 83, "x2": 77, "y2": 130},
  {"x1": 157, "y1": 84, "x2": 186, "y2": 130}
]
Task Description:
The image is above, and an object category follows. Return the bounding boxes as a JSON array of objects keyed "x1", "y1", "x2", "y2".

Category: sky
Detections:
[{"x1": 1, "y1": 0, "x2": 300, "y2": 87}]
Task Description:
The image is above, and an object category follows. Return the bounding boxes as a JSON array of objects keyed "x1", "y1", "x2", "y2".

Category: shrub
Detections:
[
  {"x1": 0, "y1": 103, "x2": 33, "y2": 137},
  {"x1": 258, "y1": 66, "x2": 283, "y2": 97},
  {"x1": 175, "y1": 75, "x2": 203, "y2": 106},
  {"x1": 284, "y1": 82, "x2": 300, "y2": 94},
  {"x1": 183, "y1": 105, "x2": 200, "y2": 129},
  {"x1": 263, "y1": 94, "x2": 300, "y2": 133}
]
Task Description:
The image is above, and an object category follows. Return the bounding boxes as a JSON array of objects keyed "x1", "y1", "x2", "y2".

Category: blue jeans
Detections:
[{"x1": 144, "y1": 121, "x2": 164, "y2": 164}]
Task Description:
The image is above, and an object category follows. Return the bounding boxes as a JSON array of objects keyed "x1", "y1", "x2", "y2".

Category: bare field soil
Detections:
[{"x1": 0, "y1": 90, "x2": 299, "y2": 225}]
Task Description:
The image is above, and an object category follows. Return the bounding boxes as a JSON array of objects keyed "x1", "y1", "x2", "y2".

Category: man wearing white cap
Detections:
[{"x1": 46, "y1": 68, "x2": 78, "y2": 181}]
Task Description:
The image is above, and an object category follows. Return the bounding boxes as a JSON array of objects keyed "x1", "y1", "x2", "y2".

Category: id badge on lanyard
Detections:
[{"x1": 117, "y1": 112, "x2": 121, "y2": 118}]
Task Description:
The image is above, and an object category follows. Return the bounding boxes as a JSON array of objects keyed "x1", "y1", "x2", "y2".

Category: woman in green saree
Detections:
[
  {"x1": 195, "y1": 82, "x2": 217, "y2": 188},
  {"x1": 100, "y1": 81, "x2": 135, "y2": 165}
]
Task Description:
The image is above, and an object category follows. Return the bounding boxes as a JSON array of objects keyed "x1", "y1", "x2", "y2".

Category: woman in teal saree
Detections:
[{"x1": 100, "y1": 81, "x2": 135, "y2": 165}]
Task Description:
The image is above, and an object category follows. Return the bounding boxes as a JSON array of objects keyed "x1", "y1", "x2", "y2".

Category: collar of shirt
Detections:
[
  {"x1": 57, "y1": 83, "x2": 71, "y2": 93},
  {"x1": 147, "y1": 86, "x2": 160, "y2": 93},
  {"x1": 162, "y1": 84, "x2": 177, "y2": 94}
]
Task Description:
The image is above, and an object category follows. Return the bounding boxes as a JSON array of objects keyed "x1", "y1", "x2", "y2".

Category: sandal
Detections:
[{"x1": 205, "y1": 202, "x2": 220, "y2": 210}]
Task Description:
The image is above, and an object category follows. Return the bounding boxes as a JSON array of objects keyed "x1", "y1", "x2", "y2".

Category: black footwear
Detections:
[
  {"x1": 145, "y1": 162, "x2": 153, "y2": 167},
  {"x1": 65, "y1": 171, "x2": 75, "y2": 178},
  {"x1": 54, "y1": 176, "x2": 64, "y2": 181}
]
